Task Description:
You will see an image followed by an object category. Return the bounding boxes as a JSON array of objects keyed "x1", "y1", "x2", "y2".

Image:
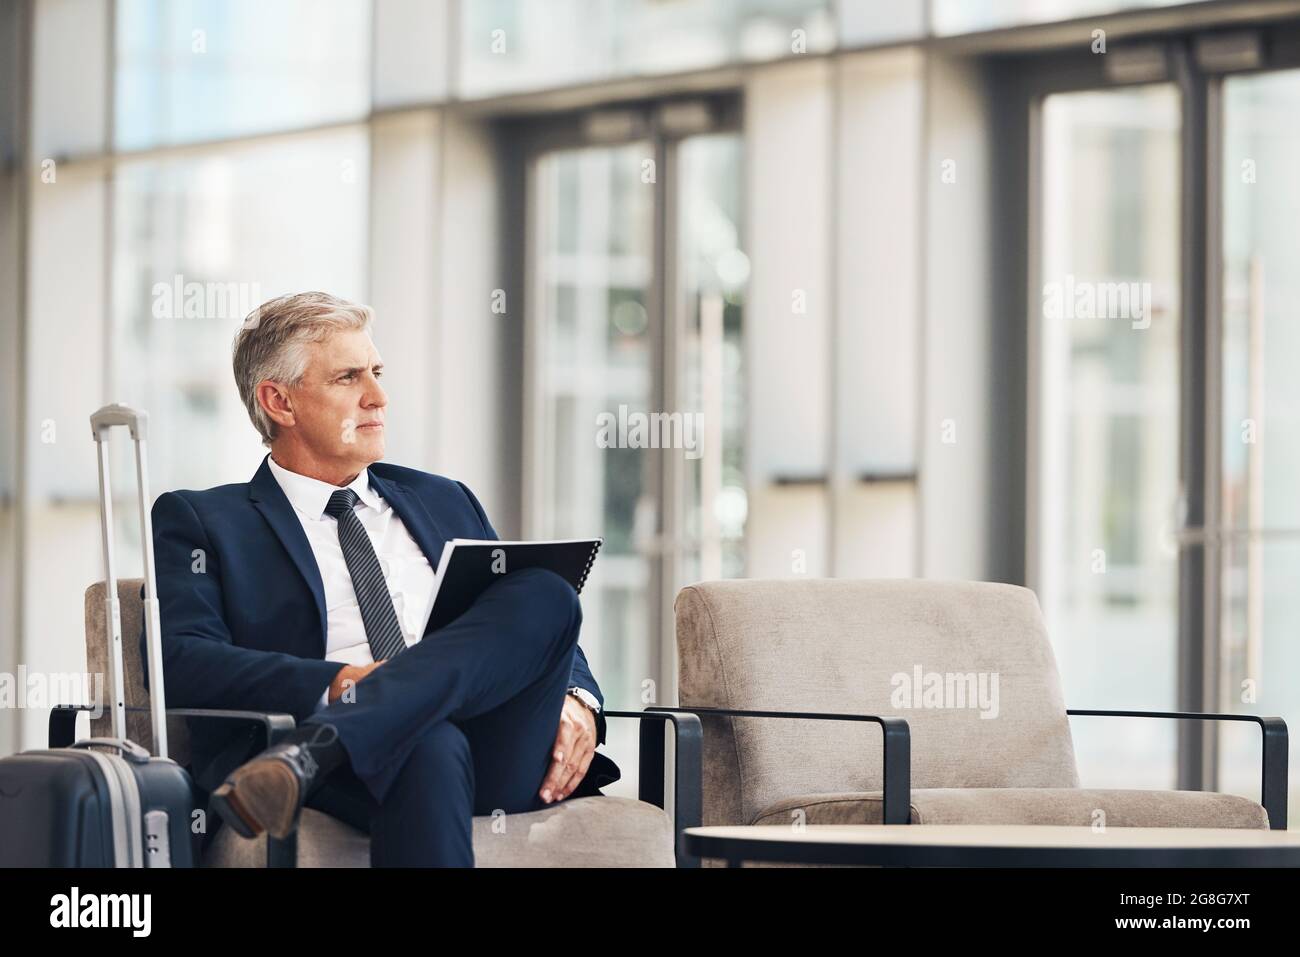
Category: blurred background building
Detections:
[{"x1": 2, "y1": 0, "x2": 1299, "y2": 820}]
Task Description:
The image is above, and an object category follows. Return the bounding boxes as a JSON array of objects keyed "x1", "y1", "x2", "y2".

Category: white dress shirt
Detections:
[{"x1": 266, "y1": 455, "x2": 437, "y2": 712}]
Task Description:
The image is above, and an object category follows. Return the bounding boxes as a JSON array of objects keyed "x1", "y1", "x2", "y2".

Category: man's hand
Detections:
[
  {"x1": 538, "y1": 694, "x2": 597, "y2": 804},
  {"x1": 327, "y1": 660, "x2": 386, "y2": 705}
]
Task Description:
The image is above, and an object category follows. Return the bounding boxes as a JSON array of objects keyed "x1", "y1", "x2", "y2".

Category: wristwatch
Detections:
[{"x1": 566, "y1": 686, "x2": 601, "y2": 717}]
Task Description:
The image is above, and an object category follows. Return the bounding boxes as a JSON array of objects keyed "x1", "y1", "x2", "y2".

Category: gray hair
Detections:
[{"x1": 232, "y1": 291, "x2": 375, "y2": 447}]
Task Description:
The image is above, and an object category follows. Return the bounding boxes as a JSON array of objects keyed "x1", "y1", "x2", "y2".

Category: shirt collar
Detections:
[{"x1": 266, "y1": 454, "x2": 384, "y2": 521}]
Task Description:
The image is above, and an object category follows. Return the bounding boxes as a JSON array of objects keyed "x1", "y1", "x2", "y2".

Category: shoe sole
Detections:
[{"x1": 210, "y1": 759, "x2": 302, "y2": 840}]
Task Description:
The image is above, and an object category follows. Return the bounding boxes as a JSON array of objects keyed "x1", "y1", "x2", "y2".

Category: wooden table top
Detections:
[
  {"x1": 686, "y1": 824, "x2": 1300, "y2": 847},
  {"x1": 684, "y1": 823, "x2": 1300, "y2": 856}
]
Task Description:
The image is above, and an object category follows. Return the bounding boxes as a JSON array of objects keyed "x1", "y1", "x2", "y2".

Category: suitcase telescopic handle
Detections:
[
  {"x1": 91, "y1": 403, "x2": 148, "y2": 441},
  {"x1": 90, "y1": 403, "x2": 168, "y2": 760}
]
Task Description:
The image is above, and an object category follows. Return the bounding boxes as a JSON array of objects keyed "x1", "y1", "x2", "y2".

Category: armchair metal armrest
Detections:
[
  {"x1": 603, "y1": 709, "x2": 702, "y2": 867},
  {"x1": 49, "y1": 704, "x2": 97, "y2": 749},
  {"x1": 644, "y1": 706, "x2": 912, "y2": 827},
  {"x1": 49, "y1": 703, "x2": 297, "y2": 749},
  {"x1": 143, "y1": 707, "x2": 300, "y2": 867},
  {"x1": 1066, "y1": 709, "x2": 1289, "y2": 830},
  {"x1": 150, "y1": 707, "x2": 297, "y2": 747}
]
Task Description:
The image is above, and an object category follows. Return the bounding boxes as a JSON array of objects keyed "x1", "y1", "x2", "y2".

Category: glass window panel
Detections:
[
  {"x1": 0, "y1": 170, "x2": 18, "y2": 754},
  {"x1": 18, "y1": 166, "x2": 109, "y2": 752},
  {"x1": 932, "y1": 0, "x2": 1206, "y2": 36},
  {"x1": 1219, "y1": 69, "x2": 1300, "y2": 820},
  {"x1": 115, "y1": 0, "x2": 370, "y2": 150},
  {"x1": 837, "y1": 0, "x2": 925, "y2": 46},
  {"x1": 372, "y1": 0, "x2": 450, "y2": 107},
  {"x1": 109, "y1": 125, "x2": 370, "y2": 560},
  {"x1": 32, "y1": 0, "x2": 111, "y2": 158},
  {"x1": 1037, "y1": 85, "x2": 1181, "y2": 788},
  {"x1": 1, "y1": 3, "x2": 25, "y2": 161},
  {"x1": 458, "y1": 0, "x2": 834, "y2": 100}
]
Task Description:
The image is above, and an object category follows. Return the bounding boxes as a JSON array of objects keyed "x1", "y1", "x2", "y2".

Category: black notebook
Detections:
[{"x1": 422, "y1": 538, "x2": 603, "y2": 634}]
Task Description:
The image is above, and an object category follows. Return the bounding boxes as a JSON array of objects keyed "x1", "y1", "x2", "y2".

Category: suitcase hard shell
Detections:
[
  {"x1": 0, "y1": 739, "x2": 196, "y2": 866},
  {"x1": 0, "y1": 404, "x2": 197, "y2": 867}
]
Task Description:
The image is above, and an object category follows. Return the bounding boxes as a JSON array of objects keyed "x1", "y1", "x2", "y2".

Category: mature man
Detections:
[{"x1": 143, "y1": 291, "x2": 619, "y2": 867}]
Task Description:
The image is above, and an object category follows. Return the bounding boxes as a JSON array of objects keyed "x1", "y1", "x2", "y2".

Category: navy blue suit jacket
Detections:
[{"x1": 141, "y1": 453, "x2": 621, "y2": 800}]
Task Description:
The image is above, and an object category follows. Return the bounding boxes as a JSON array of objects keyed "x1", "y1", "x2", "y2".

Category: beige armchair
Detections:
[
  {"x1": 57, "y1": 580, "x2": 702, "y2": 867},
  {"x1": 668, "y1": 579, "x2": 1286, "y2": 866}
]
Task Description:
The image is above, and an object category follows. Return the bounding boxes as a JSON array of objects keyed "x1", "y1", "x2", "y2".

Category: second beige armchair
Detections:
[{"x1": 666, "y1": 579, "x2": 1285, "y2": 866}]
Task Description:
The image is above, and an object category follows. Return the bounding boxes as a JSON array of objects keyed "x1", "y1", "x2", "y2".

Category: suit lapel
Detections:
[
  {"x1": 367, "y1": 468, "x2": 450, "y2": 572},
  {"x1": 248, "y1": 454, "x2": 328, "y2": 652}
]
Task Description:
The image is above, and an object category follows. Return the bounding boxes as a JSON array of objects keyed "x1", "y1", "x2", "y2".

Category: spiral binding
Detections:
[{"x1": 576, "y1": 539, "x2": 603, "y2": 594}]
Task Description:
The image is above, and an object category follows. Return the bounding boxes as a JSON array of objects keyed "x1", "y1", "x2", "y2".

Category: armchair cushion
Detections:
[
  {"x1": 753, "y1": 787, "x2": 1270, "y2": 830},
  {"x1": 203, "y1": 796, "x2": 676, "y2": 867}
]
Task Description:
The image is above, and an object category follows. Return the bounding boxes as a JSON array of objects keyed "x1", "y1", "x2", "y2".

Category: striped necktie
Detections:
[{"x1": 324, "y1": 487, "x2": 408, "y2": 662}]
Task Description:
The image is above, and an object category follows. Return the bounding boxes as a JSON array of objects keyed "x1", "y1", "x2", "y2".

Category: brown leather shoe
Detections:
[{"x1": 209, "y1": 740, "x2": 319, "y2": 840}]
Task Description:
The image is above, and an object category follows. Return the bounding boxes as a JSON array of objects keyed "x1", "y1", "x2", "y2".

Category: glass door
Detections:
[
  {"x1": 1034, "y1": 84, "x2": 1183, "y2": 788},
  {"x1": 525, "y1": 110, "x2": 746, "y2": 798},
  {"x1": 529, "y1": 142, "x2": 657, "y2": 801},
  {"x1": 1026, "y1": 32, "x2": 1300, "y2": 815},
  {"x1": 1216, "y1": 68, "x2": 1300, "y2": 817}
]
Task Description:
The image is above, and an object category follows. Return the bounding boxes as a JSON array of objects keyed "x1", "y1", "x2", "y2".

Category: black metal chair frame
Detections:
[
  {"x1": 50, "y1": 701, "x2": 1286, "y2": 869},
  {"x1": 641, "y1": 705, "x2": 1288, "y2": 833}
]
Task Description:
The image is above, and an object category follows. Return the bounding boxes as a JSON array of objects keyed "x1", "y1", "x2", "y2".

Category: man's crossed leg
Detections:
[{"x1": 210, "y1": 567, "x2": 585, "y2": 866}]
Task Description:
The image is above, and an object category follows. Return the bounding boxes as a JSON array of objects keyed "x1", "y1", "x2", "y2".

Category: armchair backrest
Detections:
[
  {"x1": 83, "y1": 580, "x2": 193, "y2": 765},
  {"x1": 674, "y1": 579, "x2": 1081, "y2": 826}
]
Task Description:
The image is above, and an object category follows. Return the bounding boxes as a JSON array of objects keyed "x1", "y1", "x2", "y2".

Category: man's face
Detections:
[{"x1": 283, "y1": 328, "x2": 387, "y2": 471}]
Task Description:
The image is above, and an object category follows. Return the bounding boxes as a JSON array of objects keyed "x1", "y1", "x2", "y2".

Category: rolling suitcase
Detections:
[{"x1": 0, "y1": 403, "x2": 197, "y2": 866}]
